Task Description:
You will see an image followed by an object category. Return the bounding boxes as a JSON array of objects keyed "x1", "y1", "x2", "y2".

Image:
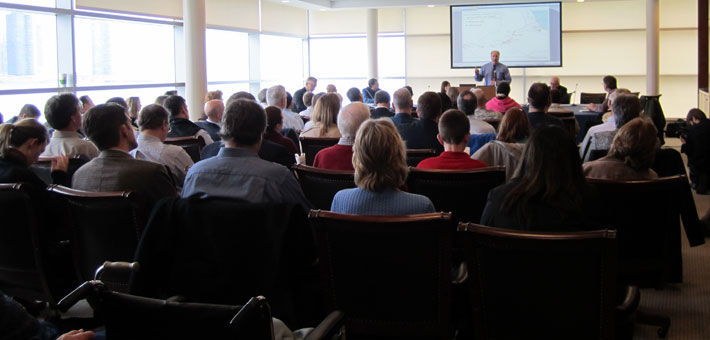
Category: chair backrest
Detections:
[
  {"x1": 292, "y1": 164, "x2": 355, "y2": 210},
  {"x1": 580, "y1": 92, "x2": 607, "y2": 104},
  {"x1": 459, "y1": 223, "x2": 617, "y2": 340},
  {"x1": 405, "y1": 148, "x2": 438, "y2": 167},
  {"x1": 31, "y1": 156, "x2": 88, "y2": 185},
  {"x1": 165, "y1": 135, "x2": 205, "y2": 163},
  {"x1": 589, "y1": 148, "x2": 608, "y2": 162},
  {"x1": 130, "y1": 198, "x2": 314, "y2": 326},
  {"x1": 406, "y1": 166, "x2": 505, "y2": 224},
  {"x1": 308, "y1": 210, "x2": 453, "y2": 339},
  {"x1": 48, "y1": 185, "x2": 144, "y2": 283},
  {"x1": 0, "y1": 183, "x2": 59, "y2": 305},
  {"x1": 559, "y1": 116, "x2": 577, "y2": 140},
  {"x1": 587, "y1": 176, "x2": 689, "y2": 286},
  {"x1": 299, "y1": 137, "x2": 340, "y2": 166},
  {"x1": 483, "y1": 119, "x2": 501, "y2": 131}
]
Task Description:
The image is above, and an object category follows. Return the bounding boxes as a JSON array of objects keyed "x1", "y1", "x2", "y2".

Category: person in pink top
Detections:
[{"x1": 485, "y1": 82, "x2": 521, "y2": 113}]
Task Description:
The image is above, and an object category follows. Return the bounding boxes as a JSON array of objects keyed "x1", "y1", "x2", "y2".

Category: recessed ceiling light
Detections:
[
  {"x1": 282, "y1": 0, "x2": 290, "y2": 2},
  {"x1": 577, "y1": 0, "x2": 584, "y2": 2},
  {"x1": 427, "y1": 5, "x2": 435, "y2": 7}
]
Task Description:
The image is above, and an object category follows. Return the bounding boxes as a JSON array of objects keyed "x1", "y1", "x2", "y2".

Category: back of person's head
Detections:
[
  {"x1": 527, "y1": 83, "x2": 551, "y2": 110},
  {"x1": 417, "y1": 91, "x2": 442, "y2": 121},
  {"x1": 404, "y1": 86, "x2": 413, "y2": 95},
  {"x1": 440, "y1": 81, "x2": 451, "y2": 93},
  {"x1": 303, "y1": 91, "x2": 314, "y2": 107},
  {"x1": 106, "y1": 97, "x2": 128, "y2": 110},
  {"x1": 472, "y1": 88, "x2": 487, "y2": 108},
  {"x1": 368, "y1": 78, "x2": 378, "y2": 88},
  {"x1": 457, "y1": 91, "x2": 477, "y2": 116},
  {"x1": 612, "y1": 94, "x2": 642, "y2": 129},
  {"x1": 346, "y1": 87, "x2": 361, "y2": 102},
  {"x1": 79, "y1": 95, "x2": 92, "y2": 106},
  {"x1": 220, "y1": 99, "x2": 266, "y2": 146},
  {"x1": 313, "y1": 93, "x2": 341, "y2": 136},
  {"x1": 163, "y1": 95, "x2": 186, "y2": 119},
  {"x1": 203, "y1": 100, "x2": 224, "y2": 121},
  {"x1": 205, "y1": 90, "x2": 223, "y2": 102},
  {"x1": 155, "y1": 95, "x2": 168, "y2": 106},
  {"x1": 502, "y1": 125, "x2": 586, "y2": 226},
  {"x1": 497, "y1": 107, "x2": 530, "y2": 143},
  {"x1": 393, "y1": 88, "x2": 413, "y2": 112},
  {"x1": 338, "y1": 102, "x2": 370, "y2": 138},
  {"x1": 439, "y1": 109, "x2": 470, "y2": 145},
  {"x1": 326, "y1": 84, "x2": 337, "y2": 93},
  {"x1": 312, "y1": 92, "x2": 326, "y2": 108},
  {"x1": 286, "y1": 92, "x2": 293, "y2": 108},
  {"x1": 0, "y1": 118, "x2": 48, "y2": 158},
  {"x1": 226, "y1": 91, "x2": 256, "y2": 107},
  {"x1": 164, "y1": 90, "x2": 178, "y2": 96},
  {"x1": 687, "y1": 108, "x2": 707, "y2": 122},
  {"x1": 446, "y1": 87, "x2": 460, "y2": 109},
  {"x1": 608, "y1": 117, "x2": 658, "y2": 171},
  {"x1": 19, "y1": 104, "x2": 41, "y2": 120},
  {"x1": 266, "y1": 85, "x2": 287, "y2": 108},
  {"x1": 83, "y1": 104, "x2": 129, "y2": 151},
  {"x1": 608, "y1": 88, "x2": 631, "y2": 108},
  {"x1": 353, "y1": 118, "x2": 408, "y2": 192},
  {"x1": 603, "y1": 75, "x2": 618, "y2": 90},
  {"x1": 257, "y1": 88, "x2": 268, "y2": 104},
  {"x1": 45, "y1": 93, "x2": 80, "y2": 130},
  {"x1": 496, "y1": 82, "x2": 511, "y2": 98},
  {"x1": 550, "y1": 89, "x2": 563, "y2": 104},
  {"x1": 127, "y1": 96, "x2": 141, "y2": 119},
  {"x1": 137, "y1": 104, "x2": 169, "y2": 131},
  {"x1": 374, "y1": 90, "x2": 390, "y2": 105},
  {"x1": 264, "y1": 106, "x2": 283, "y2": 133}
]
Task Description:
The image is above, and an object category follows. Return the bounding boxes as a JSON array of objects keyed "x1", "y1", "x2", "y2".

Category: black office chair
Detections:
[
  {"x1": 31, "y1": 156, "x2": 88, "y2": 185},
  {"x1": 580, "y1": 92, "x2": 607, "y2": 104},
  {"x1": 299, "y1": 137, "x2": 339, "y2": 166},
  {"x1": 165, "y1": 135, "x2": 206, "y2": 163},
  {"x1": 292, "y1": 164, "x2": 355, "y2": 210},
  {"x1": 405, "y1": 148, "x2": 438, "y2": 167}
]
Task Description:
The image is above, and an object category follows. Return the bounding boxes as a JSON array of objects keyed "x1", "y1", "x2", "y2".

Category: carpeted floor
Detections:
[{"x1": 632, "y1": 139, "x2": 710, "y2": 340}]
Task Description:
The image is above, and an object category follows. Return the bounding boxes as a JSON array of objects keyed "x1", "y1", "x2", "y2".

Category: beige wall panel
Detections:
[
  {"x1": 76, "y1": 0, "x2": 181, "y2": 18},
  {"x1": 406, "y1": 35, "x2": 473, "y2": 78},
  {"x1": 562, "y1": 0, "x2": 645, "y2": 31},
  {"x1": 309, "y1": 9, "x2": 366, "y2": 35},
  {"x1": 262, "y1": 1, "x2": 308, "y2": 37},
  {"x1": 660, "y1": 0, "x2": 697, "y2": 28},
  {"x1": 660, "y1": 29, "x2": 697, "y2": 75},
  {"x1": 379, "y1": 8, "x2": 404, "y2": 33},
  {"x1": 405, "y1": 7, "x2": 450, "y2": 35},
  {"x1": 206, "y1": 0, "x2": 259, "y2": 30}
]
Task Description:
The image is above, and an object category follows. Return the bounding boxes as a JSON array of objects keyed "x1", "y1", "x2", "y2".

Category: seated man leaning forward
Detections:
[
  {"x1": 417, "y1": 109, "x2": 487, "y2": 170},
  {"x1": 330, "y1": 118, "x2": 435, "y2": 215},
  {"x1": 181, "y1": 99, "x2": 311, "y2": 212}
]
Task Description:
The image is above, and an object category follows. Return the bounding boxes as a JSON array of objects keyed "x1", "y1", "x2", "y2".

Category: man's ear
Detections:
[
  {"x1": 436, "y1": 134, "x2": 445, "y2": 146},
  {"x1": 463, "y1": 133, "x2": 471, "y2": 145}
]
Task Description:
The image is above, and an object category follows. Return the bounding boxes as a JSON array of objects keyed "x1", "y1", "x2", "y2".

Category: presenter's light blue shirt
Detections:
[{"x1": 475, "y1": 62, "x2": 512, "y2": 86}]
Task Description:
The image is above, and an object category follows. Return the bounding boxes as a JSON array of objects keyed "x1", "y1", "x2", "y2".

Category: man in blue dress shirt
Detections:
[{"x1": 474, "y1": 50, "x2": 512, "y2": 86}]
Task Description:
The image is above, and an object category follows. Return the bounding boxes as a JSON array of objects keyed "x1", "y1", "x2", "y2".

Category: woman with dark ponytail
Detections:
[{"x1": 0, "y1": 118, "x2": 68, "y2": 189}]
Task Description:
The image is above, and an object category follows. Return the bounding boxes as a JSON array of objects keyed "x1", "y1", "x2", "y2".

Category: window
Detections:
[
  {"x1": 1, "y1": 0, "x2": 56, "y2": 7},
  {"x1": 0, "y1": 10, "x2": 58, "y2": 90},
  {"x1": 74, "y1": 17, "x2": 176, "y2": 86},
  {"x1": 76, "y1": 87, "x2": 177, "y2": 111},
  {"x1": 0, "y1": 92, "x2": 57, "y2": 123},
  {"x1": 260, "y1": 34, "x2": 305, "y2": 93},
  {"x1": 206, "y1": 29, "x2": 249, "y2": 83},
  {"x1": 377, "y1": 36, "x2": 405, "y2": 78},
  {"x1": 310, "y1": 36, "x2": 367, "y2": 79},
  {"x1": 207, "y1": 83, "x2": 250, "y2": 99}
]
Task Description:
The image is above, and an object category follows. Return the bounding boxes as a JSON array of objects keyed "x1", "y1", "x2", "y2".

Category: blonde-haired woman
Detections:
[
  {"x1": 330, "y1": 118, "x2": 434, "y2": 215},
  {"x1": 300, "y1": 93, "x2": 341, "y2": 138},
  {"x1": 126, "y1": 97, "x2": 141, "y2": 127},
  {"x1": 0, "y1": 119, "x2": 68, "y2": 187}
]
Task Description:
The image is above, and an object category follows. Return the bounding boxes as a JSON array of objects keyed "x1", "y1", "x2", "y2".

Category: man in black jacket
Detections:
[
  {"x1": 163, "y1": 95, "x2": 214, "y2": 145},
  {"x1": 292, "y1": 77, "x2": 317, "y2": 113}
]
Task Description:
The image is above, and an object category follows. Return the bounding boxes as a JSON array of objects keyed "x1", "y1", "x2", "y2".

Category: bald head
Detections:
[
  {"x1": 550, "y1": 77, "x2": 561, "y2": 90},
  {"x1": 393, "y1": 88, "x2": 413, "y2": 114},
  {"x1": 204, "y1": 100, "x2": 225, "y2": 123},
  {"x1": 338, "y1": 102, "x2": 371, "y2": 138},
  {"x1": 471, "y1": 88, "x2": 487, "y2": 109}
]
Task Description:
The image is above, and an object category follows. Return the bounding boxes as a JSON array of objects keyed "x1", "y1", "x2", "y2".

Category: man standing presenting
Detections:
[
  {"x1": 474, "y1": 50, "x2": 512, "y2": 86},
  {"x1": 293, "y1": 77, "x2": 317, "y2": 113}
]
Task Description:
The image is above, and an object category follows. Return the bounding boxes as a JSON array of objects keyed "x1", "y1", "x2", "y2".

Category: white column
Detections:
[
  {"x1": 366, "y1": 9, "x2": 378, "y2": 80},
  {"x1": 183, "y1": 0, "x2": 208, "y2": 120},
  {"x1": 646, "y1": 0, "x2": 660, "y2": 96}
]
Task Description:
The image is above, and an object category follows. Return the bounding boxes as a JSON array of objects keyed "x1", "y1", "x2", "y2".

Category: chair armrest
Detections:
[
  {"x1": 94, "y1": 261, "x2": 140, "y2": 293},
  {"x1": 57, "y1": 280, "x2": 102, "y2": 313},
  {"x1": 616, "y1": 285, "x2": 640, "y2": 315},
  {"x1": 303, "y1": 310, "x2": 346, "y2": 340}
]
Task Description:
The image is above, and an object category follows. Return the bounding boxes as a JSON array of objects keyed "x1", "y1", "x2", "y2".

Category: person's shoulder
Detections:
[{"x1": 416, "y1": 155, "x2": 441, "y2": 169}]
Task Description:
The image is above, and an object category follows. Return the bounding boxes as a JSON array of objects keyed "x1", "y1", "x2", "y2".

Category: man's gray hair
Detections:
[
  {"x1": 457, "y1": 91, "x2": 477, "y2": 116},
  {"x1": 392, "y1": 88, "x2": 412, "y2": 111},
  {"x1": 266, "y1": 85, "x2": 286, "y2": 108},
  {"x1": 338, "y1": 102, "x2": 371, "y2": 138}
]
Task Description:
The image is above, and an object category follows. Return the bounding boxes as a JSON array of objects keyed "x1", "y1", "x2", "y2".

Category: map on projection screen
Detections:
[{"x1": 450, "y1": 2, "x2": 562, "y2": 68}]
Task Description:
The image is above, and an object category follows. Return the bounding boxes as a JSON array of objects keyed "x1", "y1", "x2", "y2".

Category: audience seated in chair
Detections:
[
  {"x1": 458, "y1": 90, "x2": 496, "y2": 135},
  {"x1": 481, "y1": 125, "x2": 602, "y2": 231},
  {"x1": 472, "y1": 107, "x2": 529, "y2": 180},
  {"x1": 547, "y1": 89, "x2": 573, "y2": 116},
  {"x1": 163, "y1": 95, "x2": 214, "y2": 145},
  {"x1": 293, "y1": 76, "x2": 317, "y2": 114},
  {"x1": 195, "y1": 99, "x2": 223, "y2": 142},
  {"x1": 313, "y1": 102, "x2": 370, "y2": 171},
  {"x1": 331, "y1": 118, "x2": 434, "y2": 215},
  {"x1": 267, "y1": 86, "x2": 303, "y2": 132},
  {"x1": 41, "y1": 93, "x2": 99, "y2": 160},
  {"x1": 472, "y1": 88, "x2": 502, "y2": 121},
  {"x1": 7, "y1": 104, "x2": 41, "y2": 124},
  {"x1": 581, "y1": 94, "x2": 642, "y2": 162},
  {"x1": 300, "y1": 93, "x2": 341, "y2": 138},
  {"x1": 182, "y1": 99, "x2": 310, "y2": 212},
  {"x1": 587, "y1": 75, "x2": 617, "y2": 113},
  {"x1": 526, "y1": 82, "x2": 564, "y2": 132},
  {"x1": 394, "y1": 91, "x2": 445, "y2": 153},
  {"x1": 264, "y1": 106, "x2": 299, "y2": 156},
  {"x1": 580, "y1": 88, "x2": 631, "y2": 151},
  {"x1": 72, "y1": 104, "x2": 177, "y2": 211},
  {"x1": 370, "y1": 90, "x2": 394, "y2": 119},
  {"x1": 362, "y1": 78, "x2": 378, "y2": 105},
  {"x1": 584, "y1": 117, "x2": 659, "y2": 181},
  {"x1": 485, "y1": 82, "x2": 521, "y2": 113},
  {"x1": 130, "y1": 104, "x2": 194, "y2": 189},
  {"x1": 417, "y1": 109, "x2": 487, "y2": 170}
]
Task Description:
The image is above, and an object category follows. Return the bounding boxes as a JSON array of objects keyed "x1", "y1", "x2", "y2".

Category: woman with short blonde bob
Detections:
[
  {"x1": 300, "y1": 93, "x2": 341, "y2": 138},
  {"x1": 583, "y1": 117, "x2": 659, "y2": 180},
  {"x1": 330, "y1": 118, "x2": 434, "y2": 215}
]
